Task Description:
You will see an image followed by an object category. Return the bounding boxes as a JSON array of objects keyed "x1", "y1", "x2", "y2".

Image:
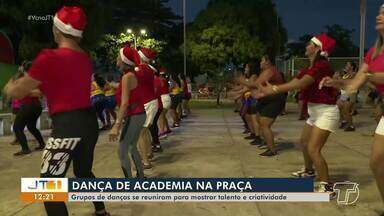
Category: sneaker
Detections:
[
  {"x1": 172, "y1": 123, "x2": 180, "y2": 128},
  {"x1": 344, "y1": 126, "x2": 355, "y2": 132},
  {"x1": 339, "y1": 121, "x2": 347, "y2": 129},
  {"x1": 244, "y1": 134, "x2": 256, "y2": 140},
  {"x1": 292, "y1": 168, "x2": 316, "y2": 178},
  {"x1": 152, "y1": 145, "x2": 163, "y2": 153},
  {"x1": 165, "y1": 129, "x2": 173, "y2": 134},
  {"x1": 242, "y1": 129, "x2": 250, "y2": 134},
  {"x1": 159, "y1": 133, "x2": 168, "y2": 139},
  {"x1": 14, "y1": 149, "x2": 32, "y2": 156},
  {"x1": 143, "y1": 163, "x2": 153, "y2": 169},
  {"x1": 259, "y1": 149, "x2": 277, "y2": 157},
  {"x1": 315, "y1": 182, "x2": 336, "y2": 199},
  {"x1": 250, "y1": 136, "x2": 263, "y2": 146}
]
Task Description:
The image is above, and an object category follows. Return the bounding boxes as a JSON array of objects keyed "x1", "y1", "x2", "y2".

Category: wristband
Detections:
[
  {"x1": 366, "y1": 72, "x2": 373, "y2": 78},
  {"x1": 272, "y1": 85, "x2": 280, "y2": 94}
]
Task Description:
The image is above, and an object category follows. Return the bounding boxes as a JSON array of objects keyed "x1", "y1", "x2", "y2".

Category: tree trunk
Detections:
[{"x1": 216, "y1": 84, "x2": 223, "y2": 106}]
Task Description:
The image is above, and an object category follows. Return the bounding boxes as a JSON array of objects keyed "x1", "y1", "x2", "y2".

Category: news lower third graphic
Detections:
[{"x1": 19, "y1": 178, "x2": 350, "y2": 203}]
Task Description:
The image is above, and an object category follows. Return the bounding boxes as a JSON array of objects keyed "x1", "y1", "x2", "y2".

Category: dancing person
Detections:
[
  {"x1": 91, "y1": 74, "x2": 108, "y2": 130},
  {"x1": 11, "y1": 63, "x2": 46, "y2": 156},
  {"x1": 109, "y1": 45, "x2": 145, "y2": 178},
  {"x1": 181, "y1": 74, "x2": 192, "y2": 117},
  {"x1": 337, "y1": 62, "x2": 358, "y2": 131},
  {"x1": 103, "y1": 77, "x2": 117, "y2": 128},
  {"x1": 136, "y1": 47, "x2": 159, "y2": 169},
  {"x1": 158, "y1": 67, "x2": 172, "y2": 138},
  {"x1": 239, "y1": 54, "x2": 286, "y2": 156},
  {"x1": 149, "y1": 67, "x2": 164, "y2": 152},
  {"x1": 256, "y1": 33, "x2": 337, "y2": 193},
  {"x1": 169, "y1": 73, "x2": 183, "y2": 127},
  {"x1": 3, "y1": 6, "x2": 109, "y2": 216},
  {"x1": 320, "y1": 4, "x2": 384, "y2": 202}
]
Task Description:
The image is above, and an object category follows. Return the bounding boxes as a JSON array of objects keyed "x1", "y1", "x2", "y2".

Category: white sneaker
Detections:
[
  {"x1": 291, "y1": 167, "x2": 316, "y2": 178},
  {"x1": 159, "y1": 134, "x2": 168, "y2": 139},
  {"x1": 315, "y1": 181, "x2": 336, "y2": 199}
]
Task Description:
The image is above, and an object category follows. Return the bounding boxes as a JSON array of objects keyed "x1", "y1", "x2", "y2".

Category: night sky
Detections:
[{"x1": 167, "y1": 0, "x2": 383, "y2": 48}]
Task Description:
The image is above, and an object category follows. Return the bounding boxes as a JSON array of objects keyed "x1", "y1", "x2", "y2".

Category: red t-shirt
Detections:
[
  {"x1": 296, "y1": 59, "x2": 337, "y2": 105},
  {"x1": 115, "y1": 72, "x2": 145, "y2": 116},
  {"x1": 19, "y1": 96, "x2": 40, "y2": 106},
  {"x1": 365, "y1": 47, "x2": 384, "y2": 94},
  {"x1": 154, "y1": 76, "x2": 163, "y2": 109},
  {"x1": 135, "y1": 64, "x2": 156, "y2": 104},
  {"x1": 268, "y1": 66, "x2": 285, "y2": 85},
  {"x1": 159, "y1": 78, "x2": 170, "y2": 95},
  {"x1": 28, "y1": 48, "x2": 92, "y2": 115}
]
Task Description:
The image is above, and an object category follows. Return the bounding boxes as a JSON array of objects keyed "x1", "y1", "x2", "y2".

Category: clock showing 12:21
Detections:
[{"x1": 33, "y1": 193, "x2": 54, "y2": 201}]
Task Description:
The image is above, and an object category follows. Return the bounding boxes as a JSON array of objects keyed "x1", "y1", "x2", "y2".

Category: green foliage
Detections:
[
  {"x1": 288, "y1": 24, "x2": 359, "y2": 57},
  {"x1": 0, "y1": 0, "x2": 179, "y2": 63},
  {"x1": 94, "y1": 33, "x2": 167, "y2": 72},
  {"x1": 186, "y1": 0, "x2": 286, "y2": 78},
  {"x1": 188, "y1": 25, "x2": 264, "y2": 74}
]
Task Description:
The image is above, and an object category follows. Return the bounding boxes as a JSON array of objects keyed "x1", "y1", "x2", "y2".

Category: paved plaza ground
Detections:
[{"x1": 1, "y1": 100, "x2": 383, "y2": 216}]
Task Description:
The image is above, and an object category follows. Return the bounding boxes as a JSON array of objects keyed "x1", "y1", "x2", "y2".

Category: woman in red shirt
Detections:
[
  {"x1": 109, "y1": 45, "x2": 146, "y2": 179},
  {"x1": 321, "y1": 4, "x2": 384, "y2": 203},
  {"x1": 11, "y1": 63, "x2": 45, "y2": 156},
  {"x1": 256, "y1": 33, "x2": 338, "y2": 194}
]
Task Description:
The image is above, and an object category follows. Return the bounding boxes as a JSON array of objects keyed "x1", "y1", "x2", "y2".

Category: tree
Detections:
[
  {"x1": 286, "y1": 34, "x2": 313, "y2": 57},
  {"x1": 0, "y1": 0, "x2": 180, "y2": 63},
  {"x1": 287, "y1": 24, "x2": 358, "y2": 58},
  {"x1": 94, "y1": 33, "x2": 166, "y2": 73},
  {"x1": 188, "y1": 25, "x2": 264, "y2": 105},
  {"x1": 325, "y1": 24, "x2": 359, "y2": 57}
]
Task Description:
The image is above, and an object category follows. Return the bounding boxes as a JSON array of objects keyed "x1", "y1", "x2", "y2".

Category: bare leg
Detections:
[
  {"x1": 306, "y1": 126, "x2": 331, "y2": 182},
  {"x1": 370, "y1": 133, "x2": 384, "y2": 202}
]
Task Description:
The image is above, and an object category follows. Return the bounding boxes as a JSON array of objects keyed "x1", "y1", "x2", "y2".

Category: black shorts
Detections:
[
  {"x1": 256, "y1": 94, "x2": 286, "y2": 119},
  {"x1": 170, "y1": 94, "x2": 182, "y2": 110},
  {"x1": 246, "y1": 99, "x2": 258, "y2": 115}
]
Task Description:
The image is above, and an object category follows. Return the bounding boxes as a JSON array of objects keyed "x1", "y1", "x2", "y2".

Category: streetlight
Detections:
[
  {"x1": 126, "y1": 28, "x2": 147, "y2": 49},
  {"x1": 359, "y1": 0, "x2": 366, "y2": 66},
  {"x1": 183, "y1": 0, "x2": 187, "y2": 77}
]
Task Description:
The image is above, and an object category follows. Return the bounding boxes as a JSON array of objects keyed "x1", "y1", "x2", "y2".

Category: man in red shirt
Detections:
[{"x1": 4, "y1": 6, "x2": 109, "y2": 216}]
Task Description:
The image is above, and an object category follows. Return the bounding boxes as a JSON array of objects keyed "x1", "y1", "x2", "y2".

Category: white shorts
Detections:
[
  {"x1": 306, "y1": 103, "x2": 340, "y2": 132},
  {"x1": 375, "y1": 117, "x2": 384, "y2": 135},
  {"x1": 161, "y1": 94, "x2": 171, "y2": 110},
  {"x1": 143, "y1": 99, "x2": 159, "y2": 127}
]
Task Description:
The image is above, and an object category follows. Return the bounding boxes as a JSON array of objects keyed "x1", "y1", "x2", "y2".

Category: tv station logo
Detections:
[{"x1": 21, "y1": 178, "x2": 68, "y2": 193}]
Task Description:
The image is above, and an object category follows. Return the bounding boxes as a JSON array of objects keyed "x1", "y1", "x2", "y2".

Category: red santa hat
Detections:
[
  {"x1": 159, "y1": 67, "x2": 167, "y2": 75},
  {"x1": 138, "y1": 47, "x2": 157, "y2": 62},
  {"x1": 53, "y1": 6, "x2": 87, "y2": 38},
  {"x1": 120, "y1": 46, "x2": 140, "y2": 67},
  {"x1": 310, "y1": 33, "x2": 336, "y2": 57}
]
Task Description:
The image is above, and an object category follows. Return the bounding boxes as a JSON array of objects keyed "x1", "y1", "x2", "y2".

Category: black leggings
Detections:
[
  {"x1": 40, "y1": 108, "x2": 105, "y2": 216},
  {"x1": 149, "y1": 109, "x2": 162, "y2": 145},
  {"x1": 13, "y1": 104, "x2": 45, "y2": 151}
]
